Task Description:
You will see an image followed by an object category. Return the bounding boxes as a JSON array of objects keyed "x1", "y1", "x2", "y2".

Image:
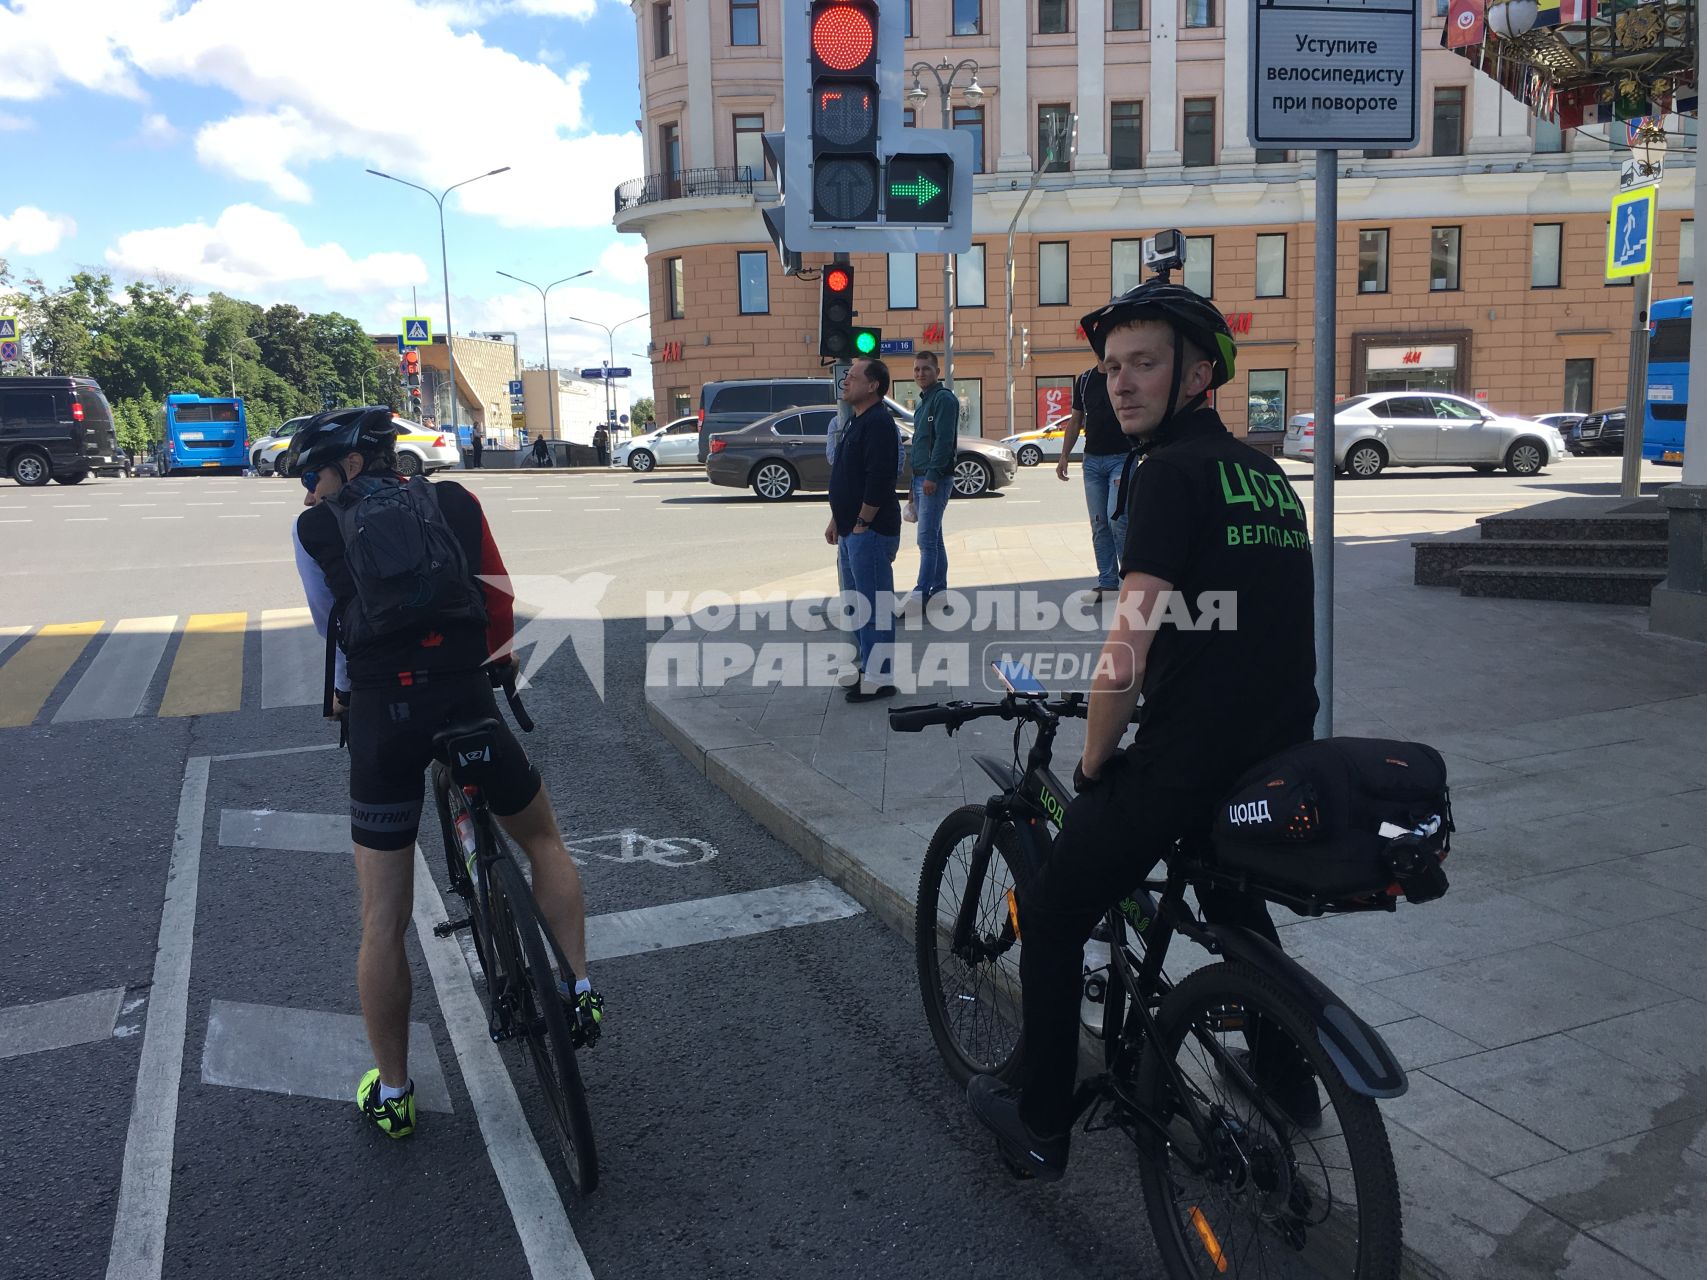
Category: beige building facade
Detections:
[{"x1": 617, "y1": 0, "x2": 1696, "y2": 438}]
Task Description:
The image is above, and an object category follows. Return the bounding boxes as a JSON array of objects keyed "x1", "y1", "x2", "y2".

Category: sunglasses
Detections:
[{"x1": 299, "y1": 468, "x2": 321, "y2": 492}]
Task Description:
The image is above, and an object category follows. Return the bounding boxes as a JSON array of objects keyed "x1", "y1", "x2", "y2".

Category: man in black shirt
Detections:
[
  {"x1": 825, "y1": 357, "x2": 902, "y2": 703},
  {"x1": 968, "y1": 281, "x2": 1319, "y2": 1180},
  {"x1": 1057, "y1": 362, "x2": 1133, "y2": 598}
]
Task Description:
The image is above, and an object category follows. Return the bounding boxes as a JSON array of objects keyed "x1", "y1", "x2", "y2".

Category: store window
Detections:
[
  {"x1": 733, "y1": 114, "x2": 765, "y2": 178},
  {"x1": 1039, "y1": 0, "x2": 1069, "y2": 33},
  {"x1": 1184, "y1": 235, "x2": 1213, "y2": 297},
  {"x1": 1039, "y1": 104, "x2": 1073, "y2": 171},
  {"x1": 1362, "y1": 342, "x2": 1464, "y2": 394},
  {"x1": 1111, "y1": 101, "x2": 1142, "y2": 169},
  {"x1": 888, "y1": 253, "x2": 918, "y2": 309},
  {"x1": 1112, "y1": 239, "x2": 1145, "y2": 295},
  {"x1": 1248, "y1": 370, "x2": 1287, "y2": 433},
  {"x1": 1433, "y1": 86, "x2": 1465, "y2": 157},
  {"x1": 1358, "y1": 228, "x2": 1389, "y2": 293},
  {"x1": 1531, "y1": 224, "x2": 1562, "y2": 288},
  {"x1": 956, "y1": 245, "x2": 987, "y2": 307},
  {"x1": 737, "y1": 252, "x2": 769, "y2": 314},
  {"x1": 955, "y1": 0, "x2": 982, "y2": 34},
  {"x1": 1680, "y1": 220, "x2": 1695, "y2": 285},
  {"x1": 1039, "y1": 242, "x2": 1069, "y2": 305},
  {"x1": 669, "y1": 387, "x2": 691, "y2": 420},
  {"x1": 666, "y1": 256, "x2": 685, "y2": 318},
  {"x1": 954, "y1": 107, "x2": 986, "y2": 174},
  {"x1": 1183, "y1": 98, "x2": 1216, "y2": 166},
  {"x1": 730, "y1": 0, "x2": 759, "y2": 45},
  {"x1": 1256, "y1": 234, "x2": 1286, "y2": 298},
  {"x1": 1036, "y1": 375, "x2": 1074, "y2": 427},
  {"x1": 1563, "y1": 359, "x2": 1594, "y2": 415},
  {"x1": 1112, "y1": 0, "x2": 1142, "y2": 29},
  {"x1": 1430, "y1": 226, "x2": 1461, "y2": 291}
]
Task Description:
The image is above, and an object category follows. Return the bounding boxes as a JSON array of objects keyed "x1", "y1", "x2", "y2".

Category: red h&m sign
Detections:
[
  {"x1": 923, "y1": 323, "x2": 944, "y2": 343},
  {"x1": 1401, "y1": 350, "x2": 1423, "y2": 365},
  {"x1": 1223, "y1": 312, "x2": 1253, "y2": 335},
  {"x1": 657, "y1": 340, "x2": 683, "y2": 362}
]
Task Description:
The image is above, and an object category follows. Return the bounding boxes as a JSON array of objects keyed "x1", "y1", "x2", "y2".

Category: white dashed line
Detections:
[
  {"x1": 143, "y1": 516, "x2": 186, "y2": 521},
  {"x1": 66, "y1": 517, "x2": 109, "y2": 522},
  {"x1": 219, "y1": 514, "x2": 262, "y2": 519}
]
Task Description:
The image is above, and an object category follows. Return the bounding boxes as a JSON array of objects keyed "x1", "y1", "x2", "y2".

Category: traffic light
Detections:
[
  {"x1": 808, "y1": 1, "x2": 880, "y2": 224},
  {"x1": 851, "y1": 326, "x2": 880, "y2": 357},
  {"x1": 884, "y1": 152, "x2": 954, "y2": 226},
  {"x1": 819, "y1": 263, "x2": 856, "y2": 358},
  {"x1": 402, "y1": 349, "x2": 420, "y2": 381}
]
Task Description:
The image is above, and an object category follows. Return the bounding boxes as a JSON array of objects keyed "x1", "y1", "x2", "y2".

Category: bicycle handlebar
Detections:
[
  {"x1": 488, "y1": 662, "x2": 536, "y2": 734},
  {"x1": 888, "y1": 692, "x2": 1089, "y2": 734}
]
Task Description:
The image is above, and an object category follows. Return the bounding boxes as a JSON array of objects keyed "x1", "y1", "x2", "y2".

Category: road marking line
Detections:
[
  {"x1": 54, "y1": 616, "x2": 177, "y2": 724},
  {"x1": 218, "y1": 809, "x2": 345, "y2": 853},
  {"x1": 66, "y1": 517, "x2": 110, "y2": 522},
  {"x1": 260, "y1": 609, "x2": 321, "y2": 709},
  {"x1": 218, "y1": 514, "x2": 262, "y2": 519},
  {"x1": 120, "y1": 504, "x2": 157, "y2": 508},
  {"x1": 142, "y1": 516, "x2": 184, "y2": 520},
  {"x1": 0, "y1": 626, "x2": 27, "y2": 664},
  {"x1": 158, "y1": 612, "x2": 246, "y2": 717},
  {"x1": 510, "y1": 509, "x2": 555, "y2": 514},
  {"x1": 185, "y1": 502, "x2": 224, "y2": 506},
  {"x1": 200, "y1": 999, "x2": 453, "y2": 1112},
  {"x1": 412, "y1": 847, "x2": 593, "y2": 1279},
  {"x1": 587, "y1": 878, "x2": 862, "y2": 962},
  {"x1": 0, "y1": 518, "x2": 30, "y2": 523},
  {"x1": 106, "y1": 755, "x2": 208, "y2": 1280},
  {"x1": 0, "y1": 620, "x2": 102, "y2": 728},
  {"x1": 53, "y1": 504, "x2": 92, "y2": 509},
  {"x1": 0, "y1": 987, "x2": 125, "y2": 1060},
  {"x1": 584, "y1": 508, "x2": 619, "y2": 513}
]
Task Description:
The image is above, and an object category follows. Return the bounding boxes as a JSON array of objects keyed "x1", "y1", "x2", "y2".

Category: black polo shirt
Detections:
[
  {"x1": 1119, "y1": 408, "x2": 1318, "y2": 789},
  {"x1": 1072, "y1": 367, "x2": 1128, "y2": 456},
  {"x1": 828, "y1": 401, "x2": 902, "y2": 537}
]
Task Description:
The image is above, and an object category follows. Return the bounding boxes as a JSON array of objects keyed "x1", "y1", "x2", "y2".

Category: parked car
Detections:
[
  {"x1": 615, "y1": 416, "x2": 700, "y2": 471},
  {"x1": 393, "y1": 418, "x2": 461, "y2": 475},
  {"x1": 1533, "y1": 412, "x2": 1586, "y2": 442},
  {"x1": 135, "y1": 455, "x2": 160, "y2": 477},
  {"x1": 1283, "y1": 392, "x2": 1567, "y2": 477},
  {"x1": 1572, "y1": 407, "x2": 1626, "y2": 457},
  {"x1": 705, "y1": 405, "x2": 1018, "y2": 500},
  {"x1": 1000, "y1": 415, "x2": 1087, "y2": 467},
  {"x1": 251, "y1": 414, "x2": 310, "y2": 474},
  {"x1": 694, "y1": 378, "x2": 922, "y2": 463},
  {"x1": 0, "y1": 376, "x2": 124, "y2": 485}
]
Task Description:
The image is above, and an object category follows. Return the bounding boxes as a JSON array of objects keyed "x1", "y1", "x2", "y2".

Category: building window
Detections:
[
  {"x1": 733, "y1": 114, "x2": 765, "y2": 178},
  {"x1": 658, "y1": 121, "x2": 682, "y2": 197},
  {"x1": 954, "y1": 0, "x2": 982, "y2": 34},
  {"x1": 1430, "y1": 226, "x2": 1462, "y2": 291},
  {"x1": 903, "y1": 108, "x2": 916, "y2": 127},
  {"x1": 738, "y1": 252, "x2": 769, "y2": 314},
  {"x1": 1434, "y1": 0, "x2": 1448, "y2": 14},
  {"x1": 1363, "y1": 148, "x2": 1394, "y2": 160},
  {"x1": 1248, "y1": 370, "x2": 1287, "y2": 433},
  {"x1": 1039, "y1": 242, "x2": 1069, "y2": 305},
  {"x1": 1039, "y1": 104, "x2": 1073, "y2": 171},
  {"x1": 1681, "y1": 220, "x2": 1695, "y2": 285},
  {"x1": 954, "y1": 106, "x2": 986, "y2": 174},
  {"x1": 1112, "y1": 239, "x2": 1145, "y2": 295},
  {"x1": 1433, "y1": 86, "x2": 1465, "y2": 157},
  {"x1": 956, "y1": 244, "x2": 986, "y2": 308},
  {"x1": 654, "y1": 2, "x2": 673, "y2": 57},
  {"x1": 1039, "y1": 0, "x2": 1069, "y2": 32},
  {"x1": 1563, "y1": 359, "x2": 1594, "y2": 415},
  {"x1": 888, "y1": 253, "x2": 918, "y2": 309},
  {"x1": 1184, "y1": 235, "x2": 1213, "y2": 297},
  {"x1": 1036, "y1": 375, "x2": 1074, "y2": 426},
  {"x1": 1112, "y1": 0, "x2": 1142, "y2": 29},
  {"x1": 1255, "y1": 234, "x2": 1286, "y2": 298},
  {"x1": 1534, "y1": 116, "x2": 1564, "y2": 153},
  {"x1": 905, "y1": 0, "x2": 913, "y2": 36},
  {"x1": 730, "y1": 0, "x2": 759, "y2": 45},
  {"x1": 1110, "y1": 101, "x2": 1142, "y2": 169},
  {"x1": 1531, "y1": 223, "x2": 1562, "y2": 288},
  {"x1": 665, "y1": 257, "x2": 685, "y2": 318},
  {"x1": 1255, "y1": 148, "x2": 1288, "y2": 163},
  {"x1": 668, "y1": 387, "x2": 691, "y2": 419},
  {"x1": 1185, "y1": 0, "x2": 1215, "y2": 25},
  {"x1": 1183, "y1": 97, "x2": 1216, "y2": 166},
  {"x1": 1358, "y1": 228, "x2": 1389, "y2": 293}
]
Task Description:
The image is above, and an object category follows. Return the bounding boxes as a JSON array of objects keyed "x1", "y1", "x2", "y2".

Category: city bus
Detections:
[
  {"x1": 161, "y1": 394, "x2": 248, "y2": 475},
  {"x1": 1645, "y1": 296, "x2": 1690, "y2": 466}
]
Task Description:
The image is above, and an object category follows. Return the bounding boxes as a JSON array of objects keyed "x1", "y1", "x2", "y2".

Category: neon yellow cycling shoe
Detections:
[{"x1": 357, "y1": 1068, "x2": 416, "y2": 1139}]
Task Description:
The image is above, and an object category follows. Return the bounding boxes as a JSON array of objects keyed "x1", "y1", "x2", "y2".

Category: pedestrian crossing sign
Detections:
[
  {"x1": 0, "y1": 316, "x2": 16, "y2": 341},
  {"x1": 1606, "y1": 187, "x2": 1656, "y2": 279},
  {"x1": 402, "y1": 317, "x2": 433, "y2": 345}
]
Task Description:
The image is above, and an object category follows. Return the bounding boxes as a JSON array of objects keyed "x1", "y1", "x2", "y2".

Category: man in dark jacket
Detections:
[
  {"x1": 902, "y1": 350, "x2": 958, "y2": 610},
  {"x1": 825, "y1": 357, "x2": 902, "y2": 703}
]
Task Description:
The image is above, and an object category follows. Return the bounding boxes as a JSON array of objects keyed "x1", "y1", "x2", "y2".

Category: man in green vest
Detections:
[{"x1": 901, "y1": 350, "x2": 959, "y2": 612}]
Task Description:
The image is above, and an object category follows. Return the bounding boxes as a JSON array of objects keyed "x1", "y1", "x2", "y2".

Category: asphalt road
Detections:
[{"x1": 0, "y1": 453, "x2": 1671, "y2": 1279}]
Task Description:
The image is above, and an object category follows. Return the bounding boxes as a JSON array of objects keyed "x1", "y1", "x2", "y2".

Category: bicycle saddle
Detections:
[{"x1": 434, "y1": 718, "x2": 503, "y2": 771}]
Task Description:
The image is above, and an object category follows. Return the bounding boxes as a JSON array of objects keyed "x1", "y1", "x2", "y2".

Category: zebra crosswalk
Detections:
[{"x1": 0, "y1": 609, "x2": 324, "y2": 729}]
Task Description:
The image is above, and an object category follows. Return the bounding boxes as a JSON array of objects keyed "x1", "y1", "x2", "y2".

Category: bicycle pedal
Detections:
[{"x1": 433, "y1": 917, "x2": 473, "y2": 938}]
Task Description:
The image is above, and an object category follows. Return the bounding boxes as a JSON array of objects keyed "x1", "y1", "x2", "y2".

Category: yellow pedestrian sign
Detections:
[
  {"x1": 1606, "y1": 187, "x2": 1657, "y2": 279},
  {"x1": 402, "y1": 317, "x2": 433, "y2": 345}
]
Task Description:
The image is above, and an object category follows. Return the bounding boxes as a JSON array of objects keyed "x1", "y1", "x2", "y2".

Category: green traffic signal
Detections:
[
  {"x1": 889, "y1": 174, "x2": 942, "y2": 206},
  {"x1": 854, "y1": 329, "x2": 879, "y2": 355}
]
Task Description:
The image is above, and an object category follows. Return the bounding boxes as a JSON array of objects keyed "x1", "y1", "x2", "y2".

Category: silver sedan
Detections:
[{"x1": 1284, "y1": 393, "x2": 1568, "y2": 478}]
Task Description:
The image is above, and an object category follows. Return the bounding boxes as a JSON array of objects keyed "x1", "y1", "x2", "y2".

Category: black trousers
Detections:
[{"x1": 1016, "y1": 756, "x2": 1283, "y2": 1135}]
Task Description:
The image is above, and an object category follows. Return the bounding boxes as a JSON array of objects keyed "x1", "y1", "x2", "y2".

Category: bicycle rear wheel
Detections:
[
  {"x1": 489, "y1": 852, "x2": 599, "y2": 1194},
  {"x1": 1136, "y1": 960, "x2": 1400, "y2": 1280},
  {"x1": 915, "y1": 805, "x2": 1027, "y2": 1086}
]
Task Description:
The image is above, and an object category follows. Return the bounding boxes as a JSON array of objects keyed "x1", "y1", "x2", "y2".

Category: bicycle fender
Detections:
[
  {"x1": 972, "y1": 753, "x2": 1021, "y2": 792},
  {"x1": 1204, "y1": 924, "x2": 1408, "y2": 1100}
]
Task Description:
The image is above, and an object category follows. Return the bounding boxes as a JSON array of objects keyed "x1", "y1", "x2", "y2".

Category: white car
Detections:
[
  {"x1": 1283, "y1": 392, "x2": 1568, "y2": 478},
  {"x1": 251, "y1": 415, "x2": 310, "y2": 474},
  {"x1": 615, "y1": 417, "x2": 699, "y2": 471},
  {"x1": 1000, "y1": 415, "x2": 1087, "y2": 467},
  {"x1": 259, "y1": 413, "x2": 460, "y2": 477}
]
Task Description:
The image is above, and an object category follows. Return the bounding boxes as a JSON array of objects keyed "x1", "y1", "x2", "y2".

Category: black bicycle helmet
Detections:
[
  {"x1": 1080, "y1": 280, "x2": 1237, "y2": 385},
  {"x1": 287, "y1": 406, "x2": 399, "y2": 477}
]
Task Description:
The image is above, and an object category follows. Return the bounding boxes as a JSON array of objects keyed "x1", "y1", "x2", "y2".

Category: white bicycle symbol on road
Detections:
[{"x1": 563, "y1": 828, "x2": 719, "y2": 869}]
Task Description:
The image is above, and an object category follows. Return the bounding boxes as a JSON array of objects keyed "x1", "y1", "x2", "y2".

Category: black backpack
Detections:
[{"x1": 329, "y1": 474, "x2": 487, "y2": 652}]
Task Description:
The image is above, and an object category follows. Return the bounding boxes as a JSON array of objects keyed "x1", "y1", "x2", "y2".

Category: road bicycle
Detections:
[
  {"x1": 428, "y1": 670, "x2": 598, "y2": 1193},
  {"x1": 891, "y1": 668, "x2": 1446, "y2": 1279}
]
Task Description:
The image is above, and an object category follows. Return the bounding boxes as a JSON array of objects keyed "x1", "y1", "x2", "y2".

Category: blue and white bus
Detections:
[
  {"x1": 1644, "y1": 296, "x2": 1690, "y2": 466},
  {"x1": 162, "y1": 394, "x2": 247, "y2": 475}
]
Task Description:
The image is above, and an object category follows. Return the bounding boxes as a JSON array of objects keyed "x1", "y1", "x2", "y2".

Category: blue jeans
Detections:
[
  {"x1": 911, "y1": 477, "x2": 952, "y2": 597},
  {"x1": 844, "y1": 530, "x2": 900, "y2": 678},
  {"x1": 1082, "y1": 452, "x2": 1129, "y2": 589}
]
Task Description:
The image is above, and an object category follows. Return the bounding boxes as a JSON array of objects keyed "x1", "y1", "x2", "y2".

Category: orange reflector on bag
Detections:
[{"x1": 1189, "y1": 1206, "x2": 1229, "y2": 1273}]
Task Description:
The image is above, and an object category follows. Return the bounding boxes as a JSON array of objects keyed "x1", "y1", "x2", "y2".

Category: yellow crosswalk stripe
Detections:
[
  {"x1": 158, "y1": 612, "x2": 248, "y2": 717},
  {"x1": 0, "y1": 621, "x2": 103, "y2": 728}
]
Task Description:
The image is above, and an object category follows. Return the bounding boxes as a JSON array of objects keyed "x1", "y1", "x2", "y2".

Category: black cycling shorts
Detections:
[{"x1": 346, "y1": 674, "x2": 541, "y2": 851}]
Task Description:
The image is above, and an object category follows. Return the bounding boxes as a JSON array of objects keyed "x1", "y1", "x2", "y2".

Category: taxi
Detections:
[{"x1": 999, "y1": 415, "x2": 1085, "y2": 467}]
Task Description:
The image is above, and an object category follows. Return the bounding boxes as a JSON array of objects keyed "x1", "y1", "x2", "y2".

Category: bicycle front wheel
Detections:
[
  {"x1": 489, "y1": 852, "x2": 599, "y2": 1194},
  {"x1": 1136, "y1": 960, "x2": 1401, "y2": 1280},
  {"x1": 915, "y1": 804, "x2": 1027, "y2": 1086}
]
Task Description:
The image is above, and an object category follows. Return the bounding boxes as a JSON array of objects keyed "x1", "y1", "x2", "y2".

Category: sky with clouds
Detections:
[{"x1": 0, "y1": 0, "x2": 656, "y2": 395}]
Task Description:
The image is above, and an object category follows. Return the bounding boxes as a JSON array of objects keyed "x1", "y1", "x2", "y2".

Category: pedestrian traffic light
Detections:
[
  {"x1": 819, "y1": 264, "x2": 856, "y2": 358},
  {"x1": 402, "y1": 349, "x2": 420, "y2": 379},
  {"x1": 852, "y1": 326, "x2": 880, "y2": 357},
  {"x1": 808, "y1": 1, "x2": 880, "y2": 224}
]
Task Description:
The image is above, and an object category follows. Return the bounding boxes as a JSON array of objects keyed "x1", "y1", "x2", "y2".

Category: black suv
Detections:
[
  {"x1": 0, "y1": 377, "x2": 123, "y2": 485},
  {"x1": 696, "y1": 378, "x2": 839, "y2": 463},
  {"x1": 1573, "y1": 406, "x2": 1625, "y2": 457}
]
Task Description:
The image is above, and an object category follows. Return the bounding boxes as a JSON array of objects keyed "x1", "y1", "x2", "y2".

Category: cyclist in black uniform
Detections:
[
  {"x1": 290, "y1": 407, "x2": 602, "y2": 1139},
  {"x1": 968, "y1": 281, "x2": 1319, "y2": 1180}
]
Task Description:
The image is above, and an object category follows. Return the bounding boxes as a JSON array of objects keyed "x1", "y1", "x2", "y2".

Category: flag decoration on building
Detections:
[{"x1": 1446, "y1": 0, "x2": 1485, "y2": 48}]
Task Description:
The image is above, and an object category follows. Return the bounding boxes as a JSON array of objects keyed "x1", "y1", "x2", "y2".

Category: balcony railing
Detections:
[{"x1": 614, "y1": 166, "x2": 766, "y2": 214}]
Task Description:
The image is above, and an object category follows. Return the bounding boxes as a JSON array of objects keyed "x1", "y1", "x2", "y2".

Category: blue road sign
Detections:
[
  {"x1": 402, "y1": 317, "x2": 432, "y2": 345},
  {"x1": 879, "y1": 338, "x2": 914, "y2": 356},
  {"x1": 0, "y1": 317, "x2": 16, "y2": 341},
  {"x1": 1607, "y1": 187, "x2": 1656, "y2": 279},
  {"x1": 508, "y1": 380, "x2": 524, "y2": 395},
  {"x1": 580, "y1": 367, "x2": 633, "y2": 379}
]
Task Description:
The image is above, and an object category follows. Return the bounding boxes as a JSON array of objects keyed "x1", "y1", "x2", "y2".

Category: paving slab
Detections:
[{"x1": 1385, "y1": 1070, "x2": 1569, "y2": 1176}]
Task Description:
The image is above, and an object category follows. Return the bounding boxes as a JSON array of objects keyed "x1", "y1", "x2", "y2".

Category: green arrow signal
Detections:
[{"x1": 890, "y1": 174, "x2": 943, "y2": 206}]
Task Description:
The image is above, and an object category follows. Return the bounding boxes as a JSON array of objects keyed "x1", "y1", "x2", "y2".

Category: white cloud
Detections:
[
  {"x1": 105, "y1": 204, "x2": 428, "y2": 297},
  {"x1": 597, "y1": 239, "x2": 648, "y2": 286},
  {"x1": 138, "y1": 111, "x2": 180, "y2": 145},
  {"x1": 194, "y1": 108, "x2": 316, "y2": 202},
  {"x1": 460, "y1": 283, "x2": 653, "y2": 397},
  {"x1": 0, "y1": 205, "x2": 76, "y2": 255},
  {"x1": 0, "y1": 114, "x2": 33, "y2": 131},
  {"x1": 510, "y1": 0, "x2": 598, "y2": 15},
  {"x1": 0, "y1": 0, "x2": 158, "y2": 102}
]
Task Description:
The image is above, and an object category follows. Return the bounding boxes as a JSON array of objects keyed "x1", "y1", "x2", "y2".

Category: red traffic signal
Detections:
[
  {"x1": 819, "y1": 263, "x2": 856, "y2": 358},
  {"x1": 810, "y1": 2, "x2": 875, "y2": 74},
  {"x1": 808, "y1": 0, "x2": 880, "y2": 223},
  {"x1": 825, "y1": 266, "x2": 851, "y2": 294}
]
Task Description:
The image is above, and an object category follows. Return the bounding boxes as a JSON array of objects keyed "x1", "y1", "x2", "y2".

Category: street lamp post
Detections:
[
  {"x1": 496, "y1": 269, "x2": 592, "y2": 446},
  {"x1": 908, "y1": 58, "x2": 985, "y2": 390},
  {"x1": 567, "y1": 312, "x2": 650, "y2": 438},
  {"x1": 367, "y1": 165, "x2": 510, "y2": 440}
]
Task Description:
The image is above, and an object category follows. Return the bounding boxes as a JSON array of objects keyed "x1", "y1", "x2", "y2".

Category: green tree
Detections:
[{"x1": 631, "y1": 396, "x2": 655, "y2": 427}]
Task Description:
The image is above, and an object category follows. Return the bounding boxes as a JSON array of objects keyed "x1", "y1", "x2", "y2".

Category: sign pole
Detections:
[
  {"x1": 1313, "y1": 148, "x2": 1337, "y2": 739},
  {"x1": 1621, "y1": 270, "x2": 1653, "y2": 499}
]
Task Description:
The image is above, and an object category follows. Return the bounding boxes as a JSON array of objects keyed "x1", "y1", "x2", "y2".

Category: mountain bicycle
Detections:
[
  {"x1": 429, "y1": 669, "x2": 598, "y2": 1193},
  {"x1": 891, "y1": 666, "x2": 1443, "y2": 1280}
]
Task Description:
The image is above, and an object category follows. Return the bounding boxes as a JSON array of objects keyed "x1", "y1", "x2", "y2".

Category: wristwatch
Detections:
[{"x1": 854, "y1": 518, "x2": 871, "y2": 530}]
